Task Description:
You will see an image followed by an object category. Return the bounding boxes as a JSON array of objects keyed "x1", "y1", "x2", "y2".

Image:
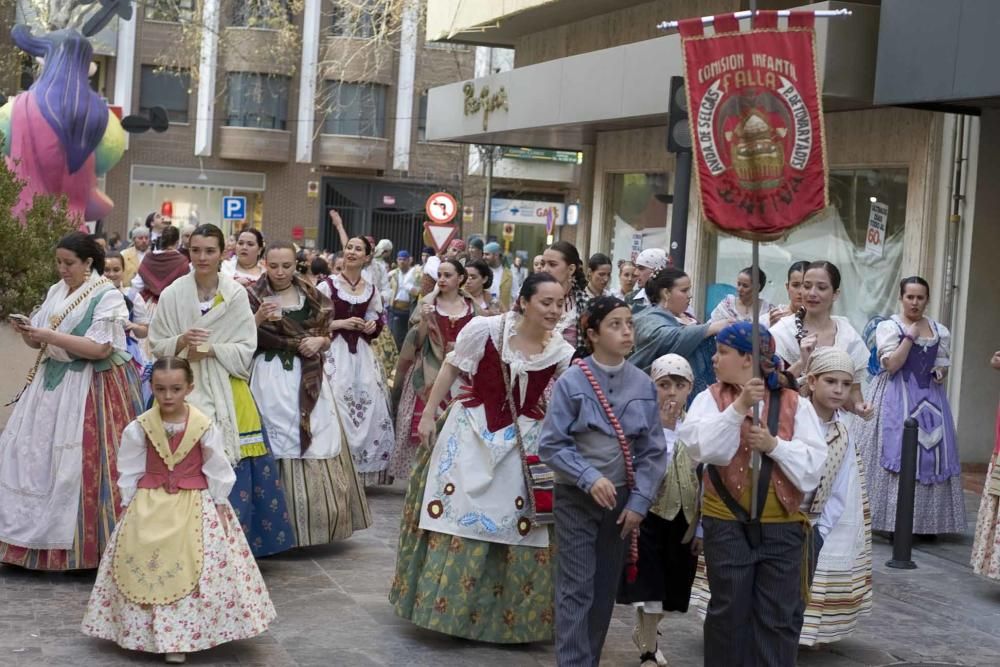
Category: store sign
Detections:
[
  {"x1": 490, "y1": 198, "x2": 566, "y2": 227},
  {"x1": 463, "y1": 82, "x2": 508, "y2": 131},
  {"x1": 678, "y1": 11, "x2": 829, "y2": 240},
  {"x1": 865, "y1": 201, "x2": 888, "y2": 258},
  {"x1": 501, "y1": 147, "x2": 582, "y2": 164}
]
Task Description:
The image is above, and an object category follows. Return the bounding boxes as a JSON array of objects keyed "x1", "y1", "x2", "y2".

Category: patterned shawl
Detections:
[
  {"x1": 138, "y1": 250, "x2": 191, "y2": 302},
  {"x1": 409, "y1": 292, "x2": 481, "y2": 398},
  {"x1": 249, "y1": 274, "x2": 332, "y2": 453}
]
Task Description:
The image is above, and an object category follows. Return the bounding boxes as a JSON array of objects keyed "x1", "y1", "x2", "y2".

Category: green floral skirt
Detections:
[{"x1": 389, "y1": 438, "x2": 555, "y2": 643}]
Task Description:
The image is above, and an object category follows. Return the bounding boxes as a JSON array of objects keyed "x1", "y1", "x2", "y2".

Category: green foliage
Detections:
[{"x1": 0, "y1": 155, "x2": 77, "y2": 318}]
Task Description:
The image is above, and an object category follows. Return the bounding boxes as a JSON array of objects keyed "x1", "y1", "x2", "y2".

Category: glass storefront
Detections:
[
  {"x1": 705, "y1": 168, "x2": 909, "y2": 334},
  {"x1": 128, "y1": 183, "x2": 262, "y2": 238},
  {"x1": 602, "y1": 172, "x2": 671, "y2": 292}
]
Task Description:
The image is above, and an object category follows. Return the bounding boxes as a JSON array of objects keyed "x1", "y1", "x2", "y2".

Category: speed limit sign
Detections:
[{"x1": 425, "y1": 192, "x2": 458, "y2": 224}]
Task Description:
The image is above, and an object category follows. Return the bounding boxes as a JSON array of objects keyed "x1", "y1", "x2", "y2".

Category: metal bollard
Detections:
[{"x1": 886, "y1": 417, "x2": 919, "y2": 569}]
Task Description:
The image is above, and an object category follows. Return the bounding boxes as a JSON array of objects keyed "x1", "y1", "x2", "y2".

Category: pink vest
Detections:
[{"x1": 137, "y1": 427, "x2": 208, "y2": 494}]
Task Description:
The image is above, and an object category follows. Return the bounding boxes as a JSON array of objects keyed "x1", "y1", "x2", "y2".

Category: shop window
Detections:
[
  {"x1": 322, "y1": 81, "x2": 387, "y2": 138},
  {"x1": 417, "y1": 89, "x2": 428, "y2": 141},
  {"x1": 145, "y1": 0, "x2": 195, "y2": 22},
  {"x1": 225, "y1": 73, "x2": 290, "y2": 130},
  {"x1": 329, "y1": 0, "x2": 384, "y2": 37},
  {"x1": 140, "y1": 66, "x2": 190, "y2": 123},
  {"x1": 705, "y1": 167, "x2": 909, "y2": 334},
  {"x1": 231, "y1": 0, "x2": 292, "y2": 28},
  {"x1": 603, "y1": 172, "x2": 671, "y2": 292}
]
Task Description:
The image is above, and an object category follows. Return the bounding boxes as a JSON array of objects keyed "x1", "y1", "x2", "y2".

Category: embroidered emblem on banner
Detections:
[{"x1": 678, "y1": 11, "x2": 829, "y2": 240}]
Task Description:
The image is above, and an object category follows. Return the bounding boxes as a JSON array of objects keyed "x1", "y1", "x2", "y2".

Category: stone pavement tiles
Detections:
[{"x1": 1, "y1": 485, "x2": 999, "y2": 666}]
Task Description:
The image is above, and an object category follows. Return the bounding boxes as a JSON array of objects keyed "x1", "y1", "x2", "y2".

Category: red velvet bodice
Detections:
[
  {"x1": 137, "y1": 428, "x2": 208, "y2": 494},
  {"x1": 435, "y1": 308, "x2": 475, "y2": 353},
  {"x1": 456, "y1": 338, "x2": 558, "y2": 432},
  {"x1": 327, "y1": 280, "x2": 383, "y2": 353}
]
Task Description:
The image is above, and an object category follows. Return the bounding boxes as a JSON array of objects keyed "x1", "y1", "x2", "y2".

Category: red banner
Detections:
[{"x1": 679, "y1": 11, "x2": 828, "y2": 240}]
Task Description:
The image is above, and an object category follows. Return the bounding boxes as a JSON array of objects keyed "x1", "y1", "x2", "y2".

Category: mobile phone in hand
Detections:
[{"x1": 8, "y1": 314, "x2": 30, "y2": 326}]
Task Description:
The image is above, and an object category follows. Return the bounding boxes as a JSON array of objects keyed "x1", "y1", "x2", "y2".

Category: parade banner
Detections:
[{"x1": 678, "y1": 11, "x2": 829, "y2": 240}]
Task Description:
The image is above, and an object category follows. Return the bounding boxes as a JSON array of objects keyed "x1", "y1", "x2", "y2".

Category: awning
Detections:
[
  {"x1": 874, "y1": 0, "x2": 1000, "y2": 111},
  {"x1": 426, "y1": 1, "x2": 879, "y2": 150}
]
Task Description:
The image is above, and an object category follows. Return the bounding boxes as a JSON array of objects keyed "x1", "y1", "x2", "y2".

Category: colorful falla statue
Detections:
[{"x1": 0, "y1": 26, "x2": 128, "y2": 227}]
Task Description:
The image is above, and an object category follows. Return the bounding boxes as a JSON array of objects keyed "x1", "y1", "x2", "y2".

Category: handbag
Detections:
[{"x1": 498, "y1": 315, "x2": 555, "y2": 527}]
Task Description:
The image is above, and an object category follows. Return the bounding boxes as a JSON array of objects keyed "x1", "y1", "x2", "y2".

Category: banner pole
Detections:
[
  {"x1": 750, "y1": 239, "x2": 761, "y2": 521},
  {"x1": 657, "y1": 8, "x2": 851, "y2": 30}
]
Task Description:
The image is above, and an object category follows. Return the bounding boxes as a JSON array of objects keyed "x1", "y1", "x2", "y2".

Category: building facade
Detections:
[
  {"x1": 421, "y1": 0, "x2": 1000, "y2": 464},
  {"x1": 4, "y1": 0, "x2": 580, "y2": 258}
]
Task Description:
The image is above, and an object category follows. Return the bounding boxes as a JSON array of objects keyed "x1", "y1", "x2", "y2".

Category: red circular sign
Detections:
[{"x1": 425, "y1": 192, "x2": 458, "y2": 224}]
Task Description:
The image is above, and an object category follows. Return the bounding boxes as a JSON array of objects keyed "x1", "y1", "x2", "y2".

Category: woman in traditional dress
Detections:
[
  {"x1": 221, "y1": 228, "x2": 265, "y2": 288},
  {"x1": 540, "y1": 241, "x2": 590, "y2": 354},
  {"x1": 853, "y1": 276, "x2": 965, "y2": 536},
  {"x1": 972, "y1": 350, "x2": 1000, "y2": 579},
  {"x1": 148, "y1": 224, "x2": 295, "y2": 558},
  {"x1": 82, "y1": 357, "x2": 274, "y2": 663},
  {"x1": 710, "y1": 265, "x2": 777, "y2": 323},
  {"x1": 631, "y1": 267, "x2": 730, "y2": 398},
  {"x1": 105, "y1": 251, "x2": 152, "y2": 404},
  {"x1": 770, "y1": 260, "x2": 810, "y2": 326},
  {"x1": 0, "y1": 232, "x2": 143, "y2": 570},
  {"x1": 390, "y1": 273, "x2": 575, "y2": 642},
  {"x1": 248, "y1": 242, "x2": 371, "y2": 546},
  {"x1": 328, "y1": 209, "x2": 399, "y2": 390},
  {"x1": 387, "y1": 260, "x2": 480, "y2": 480},
  {"x1": 770, "y1": 261, "x2": 874, "y2": 421},
  {"x1": 317, "y1": 233, "x2": 396, "y2": 477},
  {"x1": 464, "y1": 259, "x2": 502, "y2": 315}
]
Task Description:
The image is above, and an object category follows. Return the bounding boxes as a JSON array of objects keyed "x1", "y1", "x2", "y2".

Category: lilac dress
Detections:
[{"x1": 855, "y1": 316, "x2": 966, "y2": 535}]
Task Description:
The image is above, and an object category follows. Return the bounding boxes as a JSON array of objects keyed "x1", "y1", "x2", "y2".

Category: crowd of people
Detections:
[{"x1": 0, "y1": 208, "x2": 997, "y2": 667}]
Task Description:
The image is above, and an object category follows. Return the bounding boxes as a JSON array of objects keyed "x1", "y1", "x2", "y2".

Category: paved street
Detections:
[{"x1": 2, "y1": 483, "x2": 999, "y2": 667}]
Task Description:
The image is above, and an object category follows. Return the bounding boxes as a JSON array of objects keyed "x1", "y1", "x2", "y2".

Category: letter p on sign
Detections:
[{"x1": 223, "y1": 196, "x2": 247, "y2": 221}]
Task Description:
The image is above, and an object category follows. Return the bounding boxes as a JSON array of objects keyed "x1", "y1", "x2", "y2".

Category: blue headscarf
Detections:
[{"x1": 716, "y1": 321, "x2": 782, "y2": 390}]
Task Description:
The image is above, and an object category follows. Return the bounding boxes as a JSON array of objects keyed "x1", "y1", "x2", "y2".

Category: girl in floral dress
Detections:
[
  {"x1": 82, "y1": 357, "x2": 274, "y2": 664},
  {"x1": 387, "y1": 259, "x2": 480, "y2": 480},
  {"x1": 390, "y1": 273, "x2": 575, "y2": 642}
]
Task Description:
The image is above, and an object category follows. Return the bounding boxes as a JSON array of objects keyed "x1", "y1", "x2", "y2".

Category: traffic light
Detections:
[{"x1": 666, "y1": 76, "x2": 691, "y2": 154}]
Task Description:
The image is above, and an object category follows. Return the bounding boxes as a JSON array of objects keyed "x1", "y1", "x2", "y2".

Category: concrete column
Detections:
[
  {"x1": 112, "y1": 14, "x2": 137, "y2": 148},
  {"x1": 296, "y1": 0, "x2": 321, "y2": 163},
  {"x1": 391, "y1": 0, "x2": 418, "y2": 172},
  {"x1": 195, "y1": 0, "x2": 220, "y2": 157}
]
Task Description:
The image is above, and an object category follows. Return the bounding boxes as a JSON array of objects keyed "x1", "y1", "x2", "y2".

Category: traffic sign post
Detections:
[
  {"x1": 502, "y1": 223, "x2": 515, "y2": 253},
  {"x1": 223, "y1": 196, "x2": 247, "y2": 221},
  {"x1": 423, "y1": 221, "x2": 458, "y2": 255},
  {"x1": 426, "y1": 192, "x2": 458, "y2": 224}
]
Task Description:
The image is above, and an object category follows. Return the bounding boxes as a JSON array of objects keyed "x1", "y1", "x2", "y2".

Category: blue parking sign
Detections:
[{"x1": 223, "y1": 196, "x2": 246, "y2": 221}]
